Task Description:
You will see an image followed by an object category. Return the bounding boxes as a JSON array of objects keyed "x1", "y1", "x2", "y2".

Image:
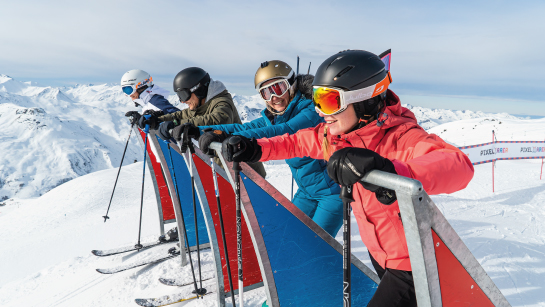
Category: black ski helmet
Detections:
[
  {"x1": 173, "y1": 67, "x2": 211, "y2": 101},
  {"x1": 313, "y1": 50, "x2": 389, "y2": 119}
]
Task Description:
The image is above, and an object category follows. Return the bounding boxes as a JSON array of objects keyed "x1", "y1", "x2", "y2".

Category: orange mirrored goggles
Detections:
[{"x1": 313, "y1": 72, "x2": 391, "y2": 115}]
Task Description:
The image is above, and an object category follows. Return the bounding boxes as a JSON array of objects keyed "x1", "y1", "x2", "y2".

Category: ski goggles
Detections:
[
  {"x1": 258, "y1": 79, "x2": 290, "y2": 101},
  {"x1": 122, "y1": 77, "x2": 152, "y2": 96},
  {"x1": 313, "y1": 72, "x2": 392, "y2": 115},
  {"x1": 122, "y1": 85, "x2": 136, "y2": 95},
  {"x1": 175, "y1": 83, "x2": 202, "y2": 102}
]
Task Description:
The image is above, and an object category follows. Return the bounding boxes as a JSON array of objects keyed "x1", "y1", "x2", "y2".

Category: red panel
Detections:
[
  {"x1": 138, "y1": 129, "x2": 175, "y2": 221},
  {"x1": 193, "y1": 154, "x2": 263, "y2": 293},
  {"x1": 432, "y1": 230, "x2": 494, "y2": 307}
]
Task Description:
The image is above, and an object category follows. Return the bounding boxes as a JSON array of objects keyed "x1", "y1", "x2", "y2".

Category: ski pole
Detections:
[
  {"x1": 340, "y1": 185, "x2": 354, "y2": 307},
  {"x1": 135, "y1": 115, "x2": 151, "y2": 250},
  {"x1": 291, "y1": 56, "x2": 300, "y2": 201},
  {"x1": 209, "y1": 142, "x2": 237, "y2": 307},
  {"x1": 291, "y1": 178, "x2": 294, "y2": 201},
  {"x1": 103, "y1": 123, "x2": 134, "y2": 222},
  {"x1": 182, "y1": 135, "x2": 206, "y2": 296},
  {"x1": 307, "y1": 62, "x2": 311, "y2": 74},
  {"x1": 228, "y1": 136, "x2": 244, "y2": 307},
  {"x1": 165, "y1": 140, "x2": 202, "y2": 298}
]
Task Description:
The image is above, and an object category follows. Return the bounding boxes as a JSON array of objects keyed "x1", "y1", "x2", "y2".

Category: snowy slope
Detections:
[
  {"x1": 2, "y1": 74, "x2": 545, "y2": 306},
  {"x1": 1, "y1": 118, "x2": 545, "y2": 306}
]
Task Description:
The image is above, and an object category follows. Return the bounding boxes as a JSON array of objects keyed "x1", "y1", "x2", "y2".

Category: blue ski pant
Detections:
[{"x1": 292, "y1": 191, "x2": 343, "y2": 237}]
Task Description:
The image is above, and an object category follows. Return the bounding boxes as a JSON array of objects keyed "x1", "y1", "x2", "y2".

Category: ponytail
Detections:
[{"x1": 322, "y1": 126, "x2": 332, "y2": 161}]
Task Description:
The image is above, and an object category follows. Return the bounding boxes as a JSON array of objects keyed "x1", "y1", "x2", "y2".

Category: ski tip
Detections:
[
  {"x1": 96, "y1": 268, "x2": 112, "y2": 274},
  {"x1": 91, "y1": 250, "x2": 102, "y2": 256},
  {"x1": 134, "y1": 298, "x2": 155, "y2": 307},
  {"x1": 158, "y1": 278, "x2": 175, "y2": 286}
]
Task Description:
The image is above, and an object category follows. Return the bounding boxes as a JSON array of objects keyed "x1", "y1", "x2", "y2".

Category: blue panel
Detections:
[
  {"x1": 156, "y1": 136, "x2": 209, "y2": 246},
  {"x1": 241, "y1": 172, "x2": 376, "y2": 306}
]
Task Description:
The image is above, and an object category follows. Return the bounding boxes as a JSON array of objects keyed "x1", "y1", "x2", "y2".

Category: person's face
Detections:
[
  {"x1": 319, "y1": 104, "x2": 359, "y2": 135},
  {"x1": 129, "y1": 90, "x2": 140, "y2": 100},
  {"x1": 261, "y1": 79, "x2": 290, "y2": 113},
  {"x1": 183, "y1": 93, "x2": 200, "y2": 111}
]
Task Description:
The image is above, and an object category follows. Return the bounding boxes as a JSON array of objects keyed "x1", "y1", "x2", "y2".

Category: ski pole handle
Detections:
[
  {"x1": 143, "y1": 115, "x2": 151, "y2": 133},
  {"x1": 209, "y1": 142, "x2": 222, "y2": 154}
]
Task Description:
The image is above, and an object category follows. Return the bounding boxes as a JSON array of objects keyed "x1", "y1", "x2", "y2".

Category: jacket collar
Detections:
[{"x1": 332, "y1": 90, "x2": 418, "y2": 150}]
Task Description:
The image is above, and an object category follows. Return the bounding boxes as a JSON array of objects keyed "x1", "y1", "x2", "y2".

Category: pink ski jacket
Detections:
[{"x1": 256, "y1": 90, "x2": 474, "y2": 271}]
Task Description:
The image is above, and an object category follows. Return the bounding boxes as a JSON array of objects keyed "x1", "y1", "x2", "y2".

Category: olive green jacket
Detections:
[
  {"x1": 158, "y1": 90, "x2": 241, "y2": 126},
  {"x1": 159, "y1": 80, "x2": 266, "y2": 178}
]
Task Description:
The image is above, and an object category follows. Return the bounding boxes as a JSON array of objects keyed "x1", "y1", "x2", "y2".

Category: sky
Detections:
[{"x1": 0, "y1": 0, "x2": 544, "y2": 115}]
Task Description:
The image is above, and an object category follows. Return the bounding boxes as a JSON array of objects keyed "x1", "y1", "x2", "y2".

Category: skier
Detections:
[
  {"x1": 150, "y1": 67, "x2": 267, "y2": 178},
  {"x1": 121, "y1": 69, "x2": 180, "y2": 126},
  {"x1": 195, "y1": 60, "x2": 344, "y2": 236},
  {"x1": 219, "y1": 50, "x2": 474, "y2": 306}
]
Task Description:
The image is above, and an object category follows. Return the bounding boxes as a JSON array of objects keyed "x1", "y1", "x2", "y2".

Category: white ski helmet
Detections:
[{"x1": 120, "y1": 69, "x2": 153, "y2": 95}]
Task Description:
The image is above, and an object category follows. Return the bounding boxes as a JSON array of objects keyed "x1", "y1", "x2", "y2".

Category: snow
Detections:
[{"x1": 0, "y1": 74, "x2": 544, "y2": 306}]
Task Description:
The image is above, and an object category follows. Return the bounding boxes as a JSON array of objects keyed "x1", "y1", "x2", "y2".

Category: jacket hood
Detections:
[
  {"x1": 139, "y1": 84, "x2": 170, "y2": 104},
  {"x1": 205, "y1": 79, "x2": 227, "y2": 103},
  {"x1": 325, "y1": 90, "x2": 419, "y2": 151},
  {"x1": 295, "y1": 74, "x2": 314, "y2": 100}
]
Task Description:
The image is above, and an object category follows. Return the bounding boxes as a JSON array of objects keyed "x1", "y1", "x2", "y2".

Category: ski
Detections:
[
  {"x1": 92, "y1": 239, "x2": 175, "y2": 257},
  {"x1": 96, "y1": 248, "x2": 180, "y2": 274},
  {"x1": 159, "y1": 276, "x2": 213, "y2": 287},
  {"x1": 135, "y1": 291, "x2": 214, "y2": 307}
]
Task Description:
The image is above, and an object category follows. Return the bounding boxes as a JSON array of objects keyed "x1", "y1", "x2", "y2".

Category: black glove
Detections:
[
  {"x1": 125, "y1": 111, "x2": 141, "y2": 125},
  {"x1": 157, "y1": 121, "x2": 176, "y2": 141},
  {"x1": 327, "y1": 148, "x2": 397, "y2": 205},
  {"x1": 138, "y1": 110, "x2": 164, "y2": 129},
  {"x1": 168, "y1": 122, "x2": 198, "y2": 143},
  {"x1": 221, "y1": 135, "x2": 262, "y2": 163},
  {"x1": 199, "y1": 129, "x2": 228, "y2": 156}
]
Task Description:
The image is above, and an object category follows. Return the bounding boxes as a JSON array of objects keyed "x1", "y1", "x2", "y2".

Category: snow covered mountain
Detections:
[
  {"x1": 0, "y1": 74, "x2": 532, "y2": 201},
  {"x1": 1, "y1": 74, "x2": 545, "y2": 306},
  {"x1": 0, "y1": 75, "x2": 181, "y2": 200}
]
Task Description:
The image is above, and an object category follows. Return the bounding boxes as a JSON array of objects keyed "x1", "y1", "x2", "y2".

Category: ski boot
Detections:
[{"x1": 159, "y1": 227, "x2": 178, "y2": 243}]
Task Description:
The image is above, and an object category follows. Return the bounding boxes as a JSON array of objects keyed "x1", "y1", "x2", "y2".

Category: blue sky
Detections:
[{"x1": 1, "y1": 0, "x2": 544, "y2": 115}]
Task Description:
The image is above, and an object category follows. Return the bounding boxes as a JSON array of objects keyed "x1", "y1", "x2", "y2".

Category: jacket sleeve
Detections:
[
  {"x1": 199, "y1": 117, "x2": 267, "y2": 135},
  {"x1": 178, "y1": 101, "x2": 234, "y2": 126},
  {"x1": 149, "y1": 95, "x2": 180, "y2": 114},
  {"x1": 257, "y1": 125, "x2": 325, "y2": 161},
  {"x1": 391, "y1": 132, "x2": 474, "y2": 195},
  {"x1": 234, "y1": 107, "x2": 323, "y2": 139},
  {"x1": 158, "y1": 109, "x2": 189, "y2": 122},
  {"x1": 158, "y1": 101, "x2": 234, "y2": 126}
]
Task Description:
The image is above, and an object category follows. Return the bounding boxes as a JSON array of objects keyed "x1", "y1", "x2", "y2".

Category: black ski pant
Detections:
[{"x1": 367, "y1": 253, "x2": 418, "y2": 307}]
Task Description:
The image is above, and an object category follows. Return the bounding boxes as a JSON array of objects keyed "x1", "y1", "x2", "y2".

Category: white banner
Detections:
[{"x1": 458, "y1": 141, "x2": 545, "y2": 165}]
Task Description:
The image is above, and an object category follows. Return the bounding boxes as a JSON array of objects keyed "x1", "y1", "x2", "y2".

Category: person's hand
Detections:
[
  {"x1": 198, "y1": 129, "x2": 228, "y2": 156},
  {"x1": 221, "y1": 135, "x2": 262, "y2": 163},
  {"x1": 125, "y1": 111, "x2": 141, "y2": 125},
  {"x1": 138, "y1": 110, "x2": 164, "y2": 129},
  {"x1": 327, "y1": 147, "x2": 397, "y2": 205},
  {"x1": 157, "y1": 121, "x2": 176, "y2": 141}
]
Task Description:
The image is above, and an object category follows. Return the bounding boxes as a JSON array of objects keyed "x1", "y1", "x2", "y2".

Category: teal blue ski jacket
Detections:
[{"x1": 200, "y1": 89, "x2": 340, "y2": 198}]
